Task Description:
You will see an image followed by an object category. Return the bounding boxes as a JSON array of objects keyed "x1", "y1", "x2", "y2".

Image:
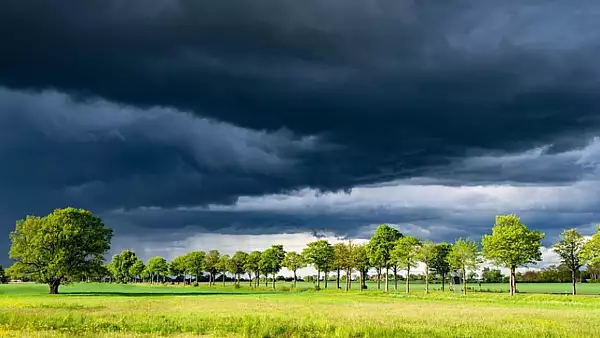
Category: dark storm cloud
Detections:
[
  {"x1": 3, "y1": 0, "x2": 600, "y2": 264},
  {"x1": 0, "y1": 88, "x2": 321, "y2": 216},
  {"x1": 2, "y1": 0, "x2": 600, "y2": 190}
]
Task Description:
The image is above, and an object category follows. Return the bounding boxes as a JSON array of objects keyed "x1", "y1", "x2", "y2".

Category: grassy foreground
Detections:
[{"x1": 1, "y1": 283, "x2": 600, "y2": 337}]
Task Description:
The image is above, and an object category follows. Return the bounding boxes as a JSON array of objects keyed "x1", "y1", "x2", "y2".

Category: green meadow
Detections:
[{"x1": 2, "y1": 282, "x2": 600, "y2": 337}]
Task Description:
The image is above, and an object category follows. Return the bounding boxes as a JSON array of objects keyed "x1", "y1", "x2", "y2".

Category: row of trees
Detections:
[
  {"x1": 92, "y1": 214, "x2": 600, "y2": 296},
  {"x1": 6, "y1": 208, "x2": 600, "y2": 295}
]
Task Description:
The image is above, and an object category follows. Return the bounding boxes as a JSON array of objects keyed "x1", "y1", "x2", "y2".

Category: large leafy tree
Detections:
[
  {"x1": 129, "y1": 259, "x2": 145, "y2": 283},
  {"x1": 145, "y1": 256, "x2": 169, "y2": 283},
  {"x1": 341, "y1": 241, "x2": 358, "y2": 292},
  {"x1": 170, "y1": 255, "x2": 188, "y2": 282},
  {"x1": 110, "y1": 250, "x2": 139, "y2": 283},
  {"x1": 230, "y1": 251, "x2": 248, "y2": 285},
  {"x1": 352, "y1": 244, "x2": 370, "y2": 291},
  {"x1": 553, "y1": 229, "x2": 587, "y2": 295},
  {"x1": 260, "y1": 245, "x2": 286, "y2": 289},
  {"x1": 430, "y1": 243, "x2": 452, "y2": 291},
  {"x1": 216, "y1": 254, "x2": 231, "y2": 286},
  {"x1": 418, "y1": 241, "x2": 437, "y2": 294},
  {"x1": 204, "y1": 250, "x2": 220, "y2": 286},
  {"x1": 9, "y1": 208, "x2": 113, "y2": 294},
  {"x1": 391, "y1": 236, "x2": 421, "y2": 293},
  {"x1": 282, "y1": 251, "x2": 306, "y2": 288},
  {"x1": 333, "y1": 243, "x2": 347, "y2": 289},
  {"x1": 482, "y1": 214, "x2": 544, "y2": 296},
  {"x1": 366, "y1": 224, "x2": 403, "y2": 292},
  {"x1": 185, "y1": 251, "x2": 205, "y2": 284},
  {"x1": 302, "y1": 240, "x2": 334, "y2": 289},
  {"x1": 448, "y1": 238, "x2": 480, "y2": 296},
  {"x1": 245, "y1": 251, "x2": 262, "y2": 287}
]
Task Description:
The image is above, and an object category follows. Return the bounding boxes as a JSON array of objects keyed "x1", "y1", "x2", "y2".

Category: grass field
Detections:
[{"x1": 2, "y1": 282, "x2": 600, "y2": 337}]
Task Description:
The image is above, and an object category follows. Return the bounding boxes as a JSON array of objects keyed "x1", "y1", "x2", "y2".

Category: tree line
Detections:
[{"x1": 4, "y1": 208, "x2": 600, "y2": 295}]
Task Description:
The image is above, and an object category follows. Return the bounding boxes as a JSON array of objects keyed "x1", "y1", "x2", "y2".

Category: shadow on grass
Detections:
[{"x1": 60, "y1": 291, "x2": 281, "y2": 297}]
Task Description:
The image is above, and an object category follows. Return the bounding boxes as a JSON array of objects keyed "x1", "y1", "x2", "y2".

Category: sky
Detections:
[{"x1": 1, "y1": 0, "x2": 600, "y2": 273}]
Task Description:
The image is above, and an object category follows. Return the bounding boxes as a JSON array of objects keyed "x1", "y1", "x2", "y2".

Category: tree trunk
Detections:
[
  {"x1": 48, "y1": 279, "x2": 61, "y2": 294},
  {"x1": 324, "y1": 272, "x2": 328, "y2": 288},
  {"x1": 394, "y1": 265, "x2": 398, "y2": 291},
  {"x1": 265, "y1": 274, "x2": 268, "y2": 287},
  {"x1": 572, "y1": 269, "x2": 577, "y2": 295},
  {"x1": 222, "y1": 273, "x2": 225, "y2": 286},
  {"x1": 385, "y1": 267, "x2": 389, "y2": 292},
  {"x1": 348, "y1": 270, "x2": 352, "y2": 290},
  {"x1": 345, "y1": 269, "x2": 350, "y2": 292},
  {"x1": 337, "y1": 269, "x2": 340, "y2": 289},
  {"x1": 377, "y1": 267, "x2": 381, "y2": 290},
  {"x1": 293, "y1": 271, "x2": 297, "y2": 288},
  {"x1": 317, "y1": 270, "x2": 321, "y2": 288},
  {"x1": 509, "y1": 267, "x2": 516, "y2": 296},
  {"x1": 441, "y1": 272, "x2": 446, "y2": 291},
  {"x1": 359, "y1": 270, "x2": 364, "y2": 292},
  {"x1": 272, "y1": 273, "x2": 276, "y2": 289},
  {"x1": 463, "y1": 269, "x2": 467, "y2": 296},
  {"x1": 406, "y1": 266, "x2": 410, "y2": 293},
  {"x1": 424, "y1": 265, "x2": 429, "y2": 294}
]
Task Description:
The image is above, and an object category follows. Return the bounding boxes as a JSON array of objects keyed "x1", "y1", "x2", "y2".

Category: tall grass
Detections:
[{"x1": 1, "y1": 283, "x2": 600, "y2": 337}]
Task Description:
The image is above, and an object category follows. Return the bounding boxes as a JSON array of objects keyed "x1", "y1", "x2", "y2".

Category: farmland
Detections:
[{"x1": 2, "y1": 283, "x2": 600, "y2": 337}]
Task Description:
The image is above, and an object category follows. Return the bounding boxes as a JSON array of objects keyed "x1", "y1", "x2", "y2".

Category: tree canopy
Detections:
[
  {"x1": 553, "y1": 228, "x2": 587, "y2": 295},
  {"x1": 9, "y1": 208, "x2": 112, "y2": 294},
  {"x1": 302, "y1": 240, "x2": 334, "y2": 288},
  {"x1": 482, "y1": 214, "x2": 544, "y2": 295},
  {"x1": 448, "y1": 238, "x2": 480, "y2": 295}
]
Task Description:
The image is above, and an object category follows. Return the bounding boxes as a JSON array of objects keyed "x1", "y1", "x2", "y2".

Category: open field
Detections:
[{"x1": 2, "y1": 283, "x2": 600, "y2": 337}]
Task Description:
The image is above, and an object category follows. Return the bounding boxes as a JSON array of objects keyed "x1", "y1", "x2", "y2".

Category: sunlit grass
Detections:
[{"x1": 1, "y1": 283, "x2": 600, "y2": 337}]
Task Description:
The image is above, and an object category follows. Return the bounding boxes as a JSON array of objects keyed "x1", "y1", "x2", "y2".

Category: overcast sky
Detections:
[{"x1": 2, "y1": 0, "x2": 600, "y2": 271}]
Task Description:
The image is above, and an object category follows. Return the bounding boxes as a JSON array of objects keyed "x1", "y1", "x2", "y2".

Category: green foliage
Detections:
[
  {"x1": 230, "y1": 251, "x2": 249, "y2": 278},
  {"x1": 553, "y1": 229, "x2": 587, "y2": 272},
  {"x1": 448, "y1": 238, "x2": 480, "y2": 295},
  {"x1": 482, "y1": 214, "x2": 544, "y2": 269},
  {"x1": 110, "y1": 250, "x2": 139, "y2": 283},
  {"x1": 129, "y1": 259, "x2": 144, "y2": 280},
  {"x1": 366, "y1": 224, "x2": 403, "y2": 269},
  {"x1": 216, "y1": 254, "x2": 231, "y2": 274},
  {"x1": 8, "y1": 207, "x2": 113, "y2": 294},
  {"x1": 245, "y1": 251, "x2": 262, "y2": 281},
  {"x1": 482, "y1": 268, "x2": 504, "y2": 283},
  {"x1": 583, "y1": 225, "x2": 600, "y2": 265},
  {"x1": 0, "y1": 265, "x2": 6, "y2": 284},
  {"x1": 185, "y1": 251, "x2": 205, "y2": 280},
  {"x1": 333, "y1": 243, "x2": 347, "y2": 271},
  {"x1": 282, "y1": 252, "x2": 307, "y2": 275},
  {"x1": 302, "y1": 240, "x2": 334, "y2": 273},
  {"x1": 352, "y1": 244, "x2": 370, "y2": 271},
  {"x1": 145, "y1": 257, "x2": 168, "y2": 279},
  {"x1": 170, "y1": 255, "x2": 188, "y2": 277},
  {"x1": 204, "y1": 250, "x2": 221, "y2": 276},
  {"x1": 260, "y1": 245, "x2": 286, "y2": 278},
  {"x1": 429, "y1": 242, "x2": 452, "y2": 279},
  {"x1": 392, "y1": 236, "x2": 422, "y2": 270},
  {"x1": 448, "y1": 238, "x2": 479, "y2": 272},
  {"x1": 419, "y1": 241, "x2": 437, "y2": 269},
  {"x1": 392, "y1": 236, "x2": 422, "y2": 293}
]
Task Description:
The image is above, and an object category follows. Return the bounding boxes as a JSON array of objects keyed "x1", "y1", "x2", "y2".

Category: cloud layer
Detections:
[{"x1": 2, "y1": 0, "x2": 600, "y2": 263}]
